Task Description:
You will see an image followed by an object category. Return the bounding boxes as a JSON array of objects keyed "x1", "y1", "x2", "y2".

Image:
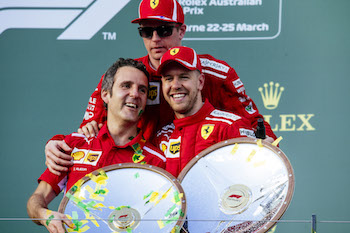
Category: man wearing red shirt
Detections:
[
  {"x1": 27, "y1": 59, "x2": 166, "y2": 233},
  {"x1": 45, "y1": 0, "x2": 276, "y2": 176},
  {"x1": 155, "y1": 46, "x2": 256, "y2": 177}
]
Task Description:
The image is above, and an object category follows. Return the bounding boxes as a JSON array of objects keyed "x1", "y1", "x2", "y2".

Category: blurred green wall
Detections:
[{"x1": 0, "y1": 0, "x2": 349, "y2": 232}]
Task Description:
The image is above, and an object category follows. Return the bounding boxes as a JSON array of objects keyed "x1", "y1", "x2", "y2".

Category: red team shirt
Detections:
[
  {"x1": 154, "y1": 100, "x2": 256, "y2": 177},
  {"x1": 39, "y1": 124, "x2": 166, "y2": 194},
  {"x1": 80, "y1": 54, "x2": 276, "y2": 141}
]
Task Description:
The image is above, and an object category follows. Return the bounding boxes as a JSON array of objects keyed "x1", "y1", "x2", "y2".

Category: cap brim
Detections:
[
  {"x1": 131, "y1": 17, "x2": 180, "y2": 24},
  {"x1": 157, "y1": 60, "x2": 198, "y2": 76}
]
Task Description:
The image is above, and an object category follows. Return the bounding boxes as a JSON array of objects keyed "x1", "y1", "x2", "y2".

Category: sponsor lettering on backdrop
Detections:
[{"x1": 259, "y1": 82, "x2": 316, "y2": 132}]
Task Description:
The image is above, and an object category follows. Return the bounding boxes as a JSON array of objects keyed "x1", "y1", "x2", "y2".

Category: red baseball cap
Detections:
[
  {"x1": 157, "y1": 46, "x2": 202, "y2": 75},
  {"x1": 131, "y1": 0, "x2": 184, "y2": 24}
]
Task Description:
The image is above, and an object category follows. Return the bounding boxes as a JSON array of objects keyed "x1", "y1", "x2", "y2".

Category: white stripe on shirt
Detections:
[
  {"x1": 143, "y1": 146, "x2": 166, "y2": 162},
  {"x1": 205, "y1": 117, "x2": 233, "y2": 125}
]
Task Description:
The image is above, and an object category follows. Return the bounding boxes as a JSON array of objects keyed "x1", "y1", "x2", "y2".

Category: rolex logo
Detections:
[{"x1": 258, "y1": 82, "x2": 284, "y2": 110}]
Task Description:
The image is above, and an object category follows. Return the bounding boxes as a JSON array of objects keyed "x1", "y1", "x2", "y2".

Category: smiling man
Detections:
[
  {"x1": 44, "y1": 0, "x2": 276, "y2": 176},
  {"x1": 155, "y1": 46, "x2": 256, "y2": 177},
  {"x1": 27, "y1": 59, "x2": 165, "y2": 233}
]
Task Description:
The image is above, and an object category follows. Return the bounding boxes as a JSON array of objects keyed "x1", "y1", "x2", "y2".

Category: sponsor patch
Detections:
[
  {"x1": 237, "y1": 86, "x2": 246, "y2": 94},
  {"x1": 72, "y1": 151, "x2": 85, "y2": 161},
  {"x1": 245, "y1": 102, "x2": 257, "y2": 114},
  {"x1": 85, "y1": 153, "x2": 99, "y2": 163},
  {"x1": 71, "y1": 148, "x2": 102, "y2": 166},
  {"x1": 201, "y1": 124, "x2": 215, "y2": 140},
  {"x1": 166, "y1": 137, "x2": 181, "y2": 158},
  {"x1": 238, "y1": 97, "x2": 247, "y2": 103},
  {"x1": 239, "y1": 129, "x2": 256, "y2": 138},
  {"x1": 147, "y1": 82, "x2": 160, "y2": 105},
  {"x1": 200, "y1": 58, "x2": 229, "y2": 73},
  {"x1": 211, "y1": 110, "x2": 241, "y2": 121},
  {"x1": 232, "y1": 79, "x2": 243, "y2": 89}
]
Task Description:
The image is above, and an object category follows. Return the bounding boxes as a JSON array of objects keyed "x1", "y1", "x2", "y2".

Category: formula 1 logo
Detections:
[{"x1": 0, "y1": 0, "x2": 132, "y2": 40}]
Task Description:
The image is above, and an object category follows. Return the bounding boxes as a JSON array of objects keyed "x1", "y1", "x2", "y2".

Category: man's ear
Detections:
[
  {"x1": 179, "y1": 24, "x2": 187, "y2": 40},
  {"x1": 198, "y1": 73, "x2": 205, "y2": 91},
  {"x1": 101, "y1": 90, "x2": 109, "y2": 104}
]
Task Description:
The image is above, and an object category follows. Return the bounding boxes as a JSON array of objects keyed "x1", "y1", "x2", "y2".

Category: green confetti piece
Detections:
[
  {"x1": 173, "y1": 191, "x2": 180, "y2": 203},
  {"x1": 94, "y1": 189, "x2": 106, "y2": 195},
  {"x1": 179, "y1": 209, "x2": 184, "y2": 217},
  {"x1": 127, "y1": 227, "x2": 133, "y2": 233},
  {"x1": 138, "y1": 109, "x2": 143, "y2": 116},
  {"x1": 109, "y1": 215, "x2": 115, "y2": 223},
  {"x1": 143, "y1": 191, "x2": 153, "y2": 200},
  {"x1": 165, "y1": 204, "x2": 177, "y2": 217},
  {"x1": 46, "y1": 215, "x2": 54, "y2": 226},
  {"x1": 71, "y1": 185, "x2": 78, "y2": 193},
  {"x1": 134, "y1": 172, "x2": 140, "y2": 179},
  {"x1": 71, "y1": 211, "x2": 83, "y2": 231}
]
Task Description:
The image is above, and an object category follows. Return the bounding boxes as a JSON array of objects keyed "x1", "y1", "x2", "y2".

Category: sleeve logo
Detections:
[{"x1": 201, "y1": 124, "x2": 215, "y2": 140}]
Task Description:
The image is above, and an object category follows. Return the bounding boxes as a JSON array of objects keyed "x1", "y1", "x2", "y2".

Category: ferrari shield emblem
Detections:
[
  {"x1": 150, "y1": 0, "x2": 159, "y2": 9},
  {"x1": 170, "y1": 48, "x2": 180, "y2": 55},
  {"x1": 201, "y1": 124, "x2": 214, "y2": 140},
  {"x1": 133, "y1": 153, "x2": 145, "y2": 163}
]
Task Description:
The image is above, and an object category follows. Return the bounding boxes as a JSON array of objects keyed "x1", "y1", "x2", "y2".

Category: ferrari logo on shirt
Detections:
[
  {"x1": 132, "y1": 153, "x2": 145, "y2": 163},
  {"x1": 170, "y1": 48, "x2": 180, "y2": 56},
  {"x1": 150, "y1": 0, "x2": 159, "y2": 9},
  {"x1": 201, "y1": 124, "x2": 215, "y2": 140}
]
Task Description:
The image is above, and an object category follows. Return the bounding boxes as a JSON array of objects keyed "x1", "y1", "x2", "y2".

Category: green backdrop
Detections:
[{"x1": 0, "y1": 0, "x2": 349, "y2": 232}]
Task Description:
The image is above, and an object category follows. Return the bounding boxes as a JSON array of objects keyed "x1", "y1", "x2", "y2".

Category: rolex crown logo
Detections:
[{"x1": 258, "y1": 82, "x2": 284, "y2": 110}]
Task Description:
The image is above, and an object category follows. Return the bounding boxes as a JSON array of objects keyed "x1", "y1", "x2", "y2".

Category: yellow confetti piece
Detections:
[
  {"x1": 230, "y1": 143, "x2": 239, "y2": 155},
  {"x1": 46, "y1": 210, "x2": 52, "y2": 216},
  {"x1": 85, "y1": 212, "x2": 99, "y2": 227},
  {"x1": 85, "y1": 172, "x2": 108, "y2": 185},
  {"x1": 93, "y1": 203, "x2": 107, "y2": 209},
  {"x1": 268, "y1": 225, "x2": 277, "y2": 233},
  {"x1": 171, "y1": 226, "x2": 180, "y2": 233},
  {"x1": 160, "y1": 188, "x2": 172, "y2": 201},
  {"x1": 171, "y1": 193, "x2": 184, "y2": 205},
  {"x1": 157, "y1": 220, "x2": 165, "y2": 229},
  {"x1": 85, "y1": 185, "x2": 105, "y2": 201},
  {"x1": 256, "y1": 139, "x2": 263, "y2": 147},
  {"x1": 67, "y1": 225, "x2": 90, "y2": 233},
  {"x1": 74, "y1": 180, "x2": 84, "y2": 191},
  {"x1": 149, "y1": 192, "x2": 159, "y2": 203},
  {"x1": 246, "y1": 149, "x2": 256, "y2": 162},
  {"x1": 253, "y1": 161, "x2": 266, "y2": 168},
  {"x1": 108, "y1": 206, "x2": 116, "y2": 210},
  {"x1": 272, "y1": 136, "x2": 283, "y2": 147}
]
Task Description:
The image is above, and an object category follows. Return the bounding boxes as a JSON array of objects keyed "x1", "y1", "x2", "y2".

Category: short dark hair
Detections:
[{"x1": 102, "y1": 58, "x2": 149, "y2": 96}]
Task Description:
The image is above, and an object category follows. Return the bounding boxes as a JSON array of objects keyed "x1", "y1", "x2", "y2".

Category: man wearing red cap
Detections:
[
  {"x1": 45, "y1": 0, "x2": 276, "y2": 176},
  {"x1": 155, "y1": 46, "x2": 255, "y2": 177}
]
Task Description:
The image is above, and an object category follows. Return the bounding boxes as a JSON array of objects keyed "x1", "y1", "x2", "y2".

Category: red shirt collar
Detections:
[
  {"x1": 173, "y1": 99, "x2": 214, "y2": 128},
  {"x1": 98, "y1": 124, "x2": 146, "y2": 149}
]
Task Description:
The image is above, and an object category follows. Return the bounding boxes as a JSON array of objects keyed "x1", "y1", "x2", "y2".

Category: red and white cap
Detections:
[
  {"x1": 131, "y1": 0, "x2": 184, "y2": 24},
  {"x1": 157, "y1": 46, "x2": 202, "y2": 75}
]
